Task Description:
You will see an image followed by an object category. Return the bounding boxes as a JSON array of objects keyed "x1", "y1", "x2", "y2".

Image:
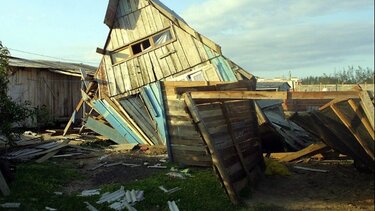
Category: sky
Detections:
[{"x1": 0, "y1": 0, "x2": 373, "y2": 78}]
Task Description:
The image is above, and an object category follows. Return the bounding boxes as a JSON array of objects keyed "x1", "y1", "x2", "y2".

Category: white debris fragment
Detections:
[
  {"x1": 110, "y1": 199, "x2": 137, "y2": 211},
  {"x1": 168, "y1": 201, "x2": 180, "y2": 211},
  {"x1": 122, "y1": 163, "x2": 141, "y2": 168},
  {"x1": 84, "y1": 202, "x2": 99, "y2": 211},
  {"x1": 0, "y1": 203, "x2": 21, "y2": 208},
  {"x1": 79, "y1": 189, "x2": 101, "y2": 197},
  {"x1": 90, "y1": 163, "x2": 107, "y2": 171},
  {"x1": 98, "y1": 155, "x2": 109, "y2": 161},
  {"x1": 166, "y1": 172, "x2": 186, "y2": 179},
  {"x1": 54, "y1": 192, "x2": 63, "y2": 196},
  {"x1": 104, "y1": 162, "x2": 123, "y2": 168},
  {"x1": 108, "y1": 190, "x2": 144, "y2": 210},
  {"x1": 159, "y1": 186, "x2": 169, "y2": 193},
  {"x1": 159, "y1": 186, "x2": 181, "y2": 194},
  {"x1": 97, "y1": 186, "x2": 125, "y2": 204},
  {"x1": 293, "y1": 166, "x2": 329, "y2": 173},
  {"x1": 147, "y1": 163, "x2": 167, "y2": 169},
  {"x1": 45, "y1": 207, "x2": 57, "y2": 211},
  {"x1": 159, "y1": 159, "x2": 167, "y2": 163}
]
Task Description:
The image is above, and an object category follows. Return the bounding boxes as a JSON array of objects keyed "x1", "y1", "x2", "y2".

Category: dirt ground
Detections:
[
  {"x1": 247, "y1": 161, "x2": 374, "y2": 210},
  {"x1": 64, "y1": 146, "x2": 169, "y2": 194}
]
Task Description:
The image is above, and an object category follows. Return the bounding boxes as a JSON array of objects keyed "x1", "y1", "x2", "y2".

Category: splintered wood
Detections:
[
  {"x1": 291, "y1": 92, "x2": 375, "y2": 172},
  {"x1": 162, "y1": 81, "x2": 264, "y2": 204}
]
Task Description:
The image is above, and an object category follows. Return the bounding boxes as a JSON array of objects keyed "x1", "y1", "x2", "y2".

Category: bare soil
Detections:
[
  {"x1": 247, "y1": 162, "x2": 374, "y2": 210},
  {"x1": 64, "y1": 148, "x2": 169, "y2": 194}
]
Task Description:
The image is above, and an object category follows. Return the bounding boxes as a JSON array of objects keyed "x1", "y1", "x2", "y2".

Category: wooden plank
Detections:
[
  {"x1": 85, "y1": 117, "x2": 127, "y2": 144},
  {"x1": 105, "y1": 96, "x2": 155, "y2": 145},
  {"x1": 189, "y1": 91, "x2": 360, "y2": 100},
  {"x1": 279, "y1": 143, "x2": 330, "y2": 162},
  {"x1": 330, "y1": 104, "x2": 375, "y2": 160},
  {"x1": 190, "y1": 91, "x2": 287, "y2": 100},
  {"x1": 29, "y1": 140, "x2": 70, "y2": 158},
  {"x1": 348, "y1": 99, "x2": 375, "y2": 140},
  {"x1": 35, "y1": 150, "x2": 60, "y2": 163},
  {"x1": 63, "y1": 82, "x2": 95, "y2": 136},
  {"x1": 183, "y1": 93, "x2": 240, "y2": 204},
  {"x1": 359, "y1": 91, "x2": 375, "y2": 130}
]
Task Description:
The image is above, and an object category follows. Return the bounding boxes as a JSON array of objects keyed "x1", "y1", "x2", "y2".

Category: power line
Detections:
[{"x1": 8, "y1": 47, "x2": 99, "y2": 65}]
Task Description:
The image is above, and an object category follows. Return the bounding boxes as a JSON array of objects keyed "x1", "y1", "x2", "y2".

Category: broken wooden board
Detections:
[
  {"x1": 183, "y1": 91, "x2": 264, "y2": 205},
  {"x1": 35, "y1": 150, "x2": 60, "y2": 163},
  {"x1": 321, "y1": 98, "x2": 374, "y2": 158},
  {"x1": 279, "y1": 143, "x2": 330, "y2": 162},
  {"x1": 63, "y1": 81, "x2": 98, "y2": 136},
  {"x1": 291, "y1": 97, "x2": 374, "y2": 172},
  {"x1": 85, "y1": 116, "x2": 127, "y2": 144},
  {"x1": 161, "y1": 80, "x2": 261, "y2": 167},
  {"x1": 187, "y1": 91, "x2": 360, "y2": 100}
]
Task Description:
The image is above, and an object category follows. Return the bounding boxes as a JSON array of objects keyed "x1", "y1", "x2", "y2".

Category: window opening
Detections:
[
  {"x1": 111, "y1": 47, "x2": 130, "y2": 64},
  {"x1": 153, "y1": 30, "x2": 172, "y2": 45}
]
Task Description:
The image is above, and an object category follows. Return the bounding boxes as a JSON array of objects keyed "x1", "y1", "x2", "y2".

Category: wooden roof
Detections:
[
  {"x1": 8, "y1": 57, "x2": 96, "y2": 77},
  {"x1": 103, "y1": 0, "x2": 222, "y2": 54}
]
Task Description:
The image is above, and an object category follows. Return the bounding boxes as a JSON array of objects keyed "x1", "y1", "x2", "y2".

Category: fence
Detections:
[{"x1": 295, "y1": 83, "x2": 374, "y2": 93}]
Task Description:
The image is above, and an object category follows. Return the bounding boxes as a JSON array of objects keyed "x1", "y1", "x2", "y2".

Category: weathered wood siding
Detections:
[
  {"x1": 98, "y1": 0, "x2": 232, "y2": 97},
  {"x1": 162, "y1": 80, "x2": 260, "y2": 166},
  {"x1": 7, "y1": 68, "x2": 82, "y2": 124}
]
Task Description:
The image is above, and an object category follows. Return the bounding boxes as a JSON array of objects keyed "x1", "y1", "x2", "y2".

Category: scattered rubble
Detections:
[{"x1": 0, "y1": 202, "x2": 21, "y2": 208}]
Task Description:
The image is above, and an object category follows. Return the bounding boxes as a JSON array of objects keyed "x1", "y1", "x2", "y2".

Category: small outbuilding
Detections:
[
  {"x1": 7, "y1": 57, "x2": 96, "y2": 127},
  {"x1": 256, "y1": 82, "x2": 291, "y2": 91}
]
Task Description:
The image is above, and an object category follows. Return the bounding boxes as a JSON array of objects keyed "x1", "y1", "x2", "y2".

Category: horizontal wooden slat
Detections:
[{"x1": 188, "y1": 91, "x2": 360, "y2": 100}]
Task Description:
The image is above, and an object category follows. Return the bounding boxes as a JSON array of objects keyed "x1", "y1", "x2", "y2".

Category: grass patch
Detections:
[
  {"x1": 0, "y1": 162, "x2": 254, "y2": 210},
  {"x1": 0, "y1": 161, "x2": 84, "y2": 210}
]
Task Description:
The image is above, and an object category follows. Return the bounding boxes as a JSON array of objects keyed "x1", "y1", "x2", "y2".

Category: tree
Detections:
[
  {"x1": 301, "y1": 66, "x2": 374, "y2": 84},
  {"x1": 0, "y1": 42, "x2": 33, "y2": 142}
]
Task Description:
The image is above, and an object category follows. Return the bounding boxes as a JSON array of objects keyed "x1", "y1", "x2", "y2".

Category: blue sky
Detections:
[{"x1": 0, "y1": 0, "x2": 373, "y2": 78}]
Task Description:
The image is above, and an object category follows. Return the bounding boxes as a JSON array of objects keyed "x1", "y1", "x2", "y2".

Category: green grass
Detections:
[{"x1": 0, "y1": 162, "x2": 267, "y2": 210}]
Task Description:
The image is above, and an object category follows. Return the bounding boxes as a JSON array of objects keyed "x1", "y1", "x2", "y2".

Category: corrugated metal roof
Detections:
[{"x1": 8, "y1": 57, "x2": 97, "y2": 76}]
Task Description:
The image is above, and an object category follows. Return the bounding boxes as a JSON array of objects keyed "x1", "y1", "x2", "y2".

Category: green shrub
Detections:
[{"x1": 0, "y1": 42, "x2": 33, "y2": 143}]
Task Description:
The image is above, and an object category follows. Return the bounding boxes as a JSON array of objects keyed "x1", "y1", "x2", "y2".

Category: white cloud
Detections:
[{"x1": 182, "y1": 0, "x2": 374, "y2": 76}]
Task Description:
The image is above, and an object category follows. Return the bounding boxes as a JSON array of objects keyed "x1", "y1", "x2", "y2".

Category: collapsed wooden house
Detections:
[
  {"x1": 62, "y1": 0, "x2": 265, "y2": 203},
  {"x1": 80, "y1": 0, "x2": 258, "y2": 147},
  {"x1": 7, "y1": 57, "x2": 96, "y2": 126}
]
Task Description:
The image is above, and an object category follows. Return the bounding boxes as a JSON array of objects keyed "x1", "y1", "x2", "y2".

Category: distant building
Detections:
[
  {"x1": 7, "y1": 57, "x2": 96, "y2": 126},
  {"x1": 257, "y1": 77, "x2": 301, "y2": 90},
  {"x1": 256, "y1": 82, "x2": 291, "y2": 91}
]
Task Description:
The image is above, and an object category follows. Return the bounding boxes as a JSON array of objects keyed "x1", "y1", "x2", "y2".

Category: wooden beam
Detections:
[
  {"x1": 330, "y1": 104, "x2": 375, "y2": 160},
  {"x1": 35, "y1": 150, "x2": 60, "y2": 163},
  {"x1": 359, "y1": 91, "x2": 374, "y2": 130},
  {"x1": 85, "y1": 116, "x2": 128, "y2": 144},
  {"x1": 110, "y1": 97, "x2": 155, "y2": 146},
  {"x1": 347, "y1": 99, "x2": 375, "y2": 140},
  {"x1": 63, "y1": 82, "x2": 95, "y2": 136},
  {"x1": 279, "y1": 143, "x2": 330, "y2": 162},
  {"x1": 189, "y1": 91, "x2": 287, "y2": 100},
  {"x1": 188, "y1": 91, "x2": 360, "y2": 101}
]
